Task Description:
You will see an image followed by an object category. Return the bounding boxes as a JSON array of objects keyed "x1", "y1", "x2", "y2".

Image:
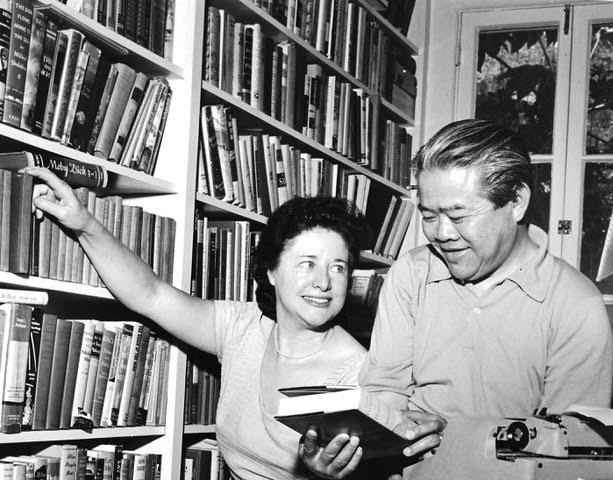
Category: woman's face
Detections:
[{"x1": 268, "y1": 228, "x2": 350, "y2": 330}]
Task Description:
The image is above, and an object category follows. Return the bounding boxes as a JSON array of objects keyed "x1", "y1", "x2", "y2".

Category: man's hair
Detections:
[
  {"x1": 415, "y1": 119, "x2": 532, "y2": 208},
  {"x1": 254, "y1": 196, "x2": 371, "y2": 321}
]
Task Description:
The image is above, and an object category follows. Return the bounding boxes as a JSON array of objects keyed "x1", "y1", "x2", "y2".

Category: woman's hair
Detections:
[
  {"x1": 414, "y1": 119, "x2": 532, "y2": 209},
  {"x1": 254, "y1": 196, "x2": 370, "y2": 320}
]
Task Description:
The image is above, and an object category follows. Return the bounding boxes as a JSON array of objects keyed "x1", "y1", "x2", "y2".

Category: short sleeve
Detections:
[{"x1": 214, "y1": 300, "x2": 263, "y2": 362}]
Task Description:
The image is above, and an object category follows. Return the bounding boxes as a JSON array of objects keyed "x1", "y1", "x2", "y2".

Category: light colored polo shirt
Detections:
[{"x1": 359, "y1": 226, "x2": 613, "y2": 417}]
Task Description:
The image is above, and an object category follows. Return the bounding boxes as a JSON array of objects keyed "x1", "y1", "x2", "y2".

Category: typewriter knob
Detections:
[{"x1": 505, "y1": 421, "x2": 530, "y2": 451}]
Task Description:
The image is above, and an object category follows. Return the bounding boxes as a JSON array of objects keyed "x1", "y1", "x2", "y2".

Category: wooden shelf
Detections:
[
  {"x1": 0, "y1": 124, "x2": 176, "y2": 195},
  {"x1": 34, "y1": 0, "x2": 183, "y2": 78},
  {"x1": 359, "y1": 251, "x2": 395, "y2": 267},
  {"x1": 201, "y1": 83, "x2": 411, "y2": 196},
  {"x1": 0, "y1": 426, "x2": 165, "y2": 444},
  {"x1": 196, "y1": 194, "x2": 269, "y2": 224},
  {"x1": 183, "y1": 424, "x2": 216, "y2": 435},
  {"x1": 0, "y1": 272, "x2": 115, "y2": 300}
]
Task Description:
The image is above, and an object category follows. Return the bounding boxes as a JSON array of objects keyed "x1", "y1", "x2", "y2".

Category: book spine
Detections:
[
  {"x1": 20, "y1": 9, "x2": 46, "y2": 131},
  {"x1": 90, "y1": 327, "x2": 116, "y2": 427},
  {"x1": 40, "y1": 30, "x2": 68, "y2": 138},
  {"x1": 2, "y1": 0, "x2": 33, "y2": 127},
  {"x1": 0, "y1": 0, "x2": 12, "y2": 118},
  {"x1": 0, "y1": 303, "x2": 33, "y2": 433},
  {"x1": 20, "y1": 307, "x2": 42, "y2": 430},
  {"x1": 86, "y1": 63, "x2": 119, "y2": 154},
  {"x1": 31, "y1": 19, "x2": 57, "y2": 135},
  {"x1": 8, "y1": 171, "x2": 33, "y2": 274}
]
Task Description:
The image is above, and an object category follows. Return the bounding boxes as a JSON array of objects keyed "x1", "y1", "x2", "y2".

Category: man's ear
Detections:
[
  {"x1": 512, "y1": 183, "x2": 531, "y2": 223},
  {"x1": 267, "y1": 270, "x2": 276, "y2": 286}
]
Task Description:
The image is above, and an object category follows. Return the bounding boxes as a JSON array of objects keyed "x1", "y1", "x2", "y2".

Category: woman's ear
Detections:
[
  {"x1": 267, "y1": 270, "x2": 276, "y2": 286},
  {"x1": 512, "y1": 183, "x2": 531, "y2": 223}
]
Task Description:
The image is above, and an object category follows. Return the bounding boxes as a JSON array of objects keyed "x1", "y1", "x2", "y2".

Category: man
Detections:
[{"x1": 300, "y1": 119, "x2": 613, "y2": 478}]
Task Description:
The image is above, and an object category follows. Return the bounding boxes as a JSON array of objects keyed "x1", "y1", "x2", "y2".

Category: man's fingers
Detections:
[{"x1": 402, "y1": 432, "x2": 443, "y2": 458}]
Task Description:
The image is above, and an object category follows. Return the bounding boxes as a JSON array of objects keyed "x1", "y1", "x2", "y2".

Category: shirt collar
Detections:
[{"x1": 426, "y1": 225, "x2": 550, "y2": 302}]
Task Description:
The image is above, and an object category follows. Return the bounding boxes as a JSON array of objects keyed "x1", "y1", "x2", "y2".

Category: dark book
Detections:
[
  {"x1": 40, "y1": 30, "x2": 68, "y2": 138},
  {"x1": 58, "y1": 320, "x2": 84, "y2": 429},
  {"x1": 0, "y1": 0, "x2": 12, "y2": 118},
  {"x1": 49, "y1": 29, "x2": 85, "y2": 141},
  {"x1": 0, "y1": 302, "x2": 33, "y2": 433},
  {"x1": 72, "y1": 54, "x2": 110, "y2": 151},
  {"x1": 200, "y1": 105, "x2": 225, "y2": 200},
  {"x1": 2, "y1": 0, "x2": 33, "y2": 127},
  {"x1": 86, "y1": 62, "x2": 119, "y2": 153},
  {"x1": 0, "y1": 168, "x2": 11, "y2": 272},
  {"x1": 251, "y1": 133, "x2": 272, "y2": 216},
  {"x1": 31, "y1": 19, "x2": 57, "y2": 135},
  {"x1": 135, "y1": 0, "x2": 150, "y2": 48},
  {"x1": 44, "y1": 318, "x2": 73, "y2": 430},
  {"x1": 138, "y1": 82, "x2": 172, "y2": 175},
  {"x1": 8, "y1": 170, "x2": 33, "y2": 274},
  {"x1": 21, "y1": 307, "x2": 43, "y2": 430},
  {"x1": 31, "y1": 313, "x2": 57, "y2": 429},
  {"x1": 91, "y1": 326, "x2": 116, "y2": 427},
  {"x1": 20, "y1": 9, "x2": 46, "y2": 131},
  {"x1": 0, "y1": 151, "x2": 108, "y2": 189},
  {"x1": 124, "y1": 324, "x2": 151, "y2": 426},
  {"x1": 148, "y1": 0, "x2": 166, "y2": 56},
  {"x1": 61, "y1": 40, "x2": 100, "y2": 145},
  {"x1": 123, "y1": 0, "x2": 137, "y2": 42},
  {"x1": 275, "y1": 385, "x2": 411, "y2": 459}
]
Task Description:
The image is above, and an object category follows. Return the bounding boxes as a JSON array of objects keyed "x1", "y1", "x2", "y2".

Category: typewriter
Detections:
[{"x1": 403, "y1": 411, "x2": 613, "y2": 479}]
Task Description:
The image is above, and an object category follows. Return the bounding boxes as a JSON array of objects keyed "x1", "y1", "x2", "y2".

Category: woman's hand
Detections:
[
  {"x1": 26, "y1": 167, "x2": 94, "y2": 233},
  {"x1": 299, "y1": 430, "x2": 363, "y2": 479}
]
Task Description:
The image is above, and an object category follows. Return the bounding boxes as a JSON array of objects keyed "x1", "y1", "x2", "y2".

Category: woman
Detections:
[{"x1": 27, "y1": 167, "x2": 443, "y2": 480}]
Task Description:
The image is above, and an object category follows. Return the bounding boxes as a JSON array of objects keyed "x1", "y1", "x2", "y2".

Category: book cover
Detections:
[
  {"x1": 90, "y1": 326, "x2": 116, "y2": 427},
  {"x1": 21, "y1": 307, "x2": 42, "y2": 430},
  {"x1": 275, "y1": 385, "x2": 411, "y2": 459},
  {"x1": 93, "y1": 63, "x2": 137, "y2": 159},
  {"x1": 126, "y1": 325, "x2": 150, "y2": 426},
  {"x1": 99, "y1": 324, "x2": 123, "y2": 428},
  {"x1": 49, "y1": 29, "x2": 85, "y2": 141},
  {"x1": 108, "y1": 322, "x2": 134, "y2": 427},
  {"x1": 210, "y1": 104, "x2": 235, "y2": 203},
  {"x1": 20, "y1": 9, "x2": 46, "y2": 131},
  {"x1": 0, "y1": 169, "x2": 10, "y2": 272},
  {"x1": 200, "y1": 105, "x2": 225, "y2": 200},
  {"x1": 40, "y1": 30, "x2": 68, "y2": 138},
  {"x1": 0, "y1": 302, "x2": 33, "y2": 433},
  {"x1": 86, "y1": 62, "x2": 119, "y2": 154},
  {"x1": 31, "y1": 19, "x2": 57, "y2": 135},
  {"x1": 0, "y1": 0, "x2": 12, "y2": 118},
  {"x1": 44, "y1": 318, "x2": 73, "y2": 430},
  {"x1": 2, "y1": 0, "x2": 33, "y2": 127},
  {"x1": 31, "y1": 313, "x2": 56, "y2": 430},
  {"x1": 134, "y1": 330, "x2": 156, "y2": 425},
  {"x1": 58, "y1": 320, "x2": 85, "y2": 429},
  {"x1": 108, "y1": 71, "x2": 148, "y2": 163},
  {"x1": 80, "y1": 319, "x2": 104, "y2": 425},
  {"x1": 141, "y1": 85, "x2": 171, "y2": 175},
  {"x1": 8, "y1": 171, "x2": 33, "y2": 274}
]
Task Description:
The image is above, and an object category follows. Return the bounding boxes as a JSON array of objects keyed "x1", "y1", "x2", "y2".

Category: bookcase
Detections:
[{"x1": 0, "y1": 0, "x2": 420, "y2": 479}]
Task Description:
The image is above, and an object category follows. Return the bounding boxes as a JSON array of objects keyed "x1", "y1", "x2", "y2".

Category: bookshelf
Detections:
[{"x1": 0, "y1": 0, "x2": 421, "y2": 478}]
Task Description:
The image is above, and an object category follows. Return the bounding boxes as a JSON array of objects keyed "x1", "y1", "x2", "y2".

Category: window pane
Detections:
[
  {"x1": 475, "y1": 28, "x2": 558, "y2": 154},
  {"x1": 527, "y1": 163, "x2": 551, "y2": 233},
  {"x1": 587, "y1": 24, "x2": 613, "y2": 154},
  {"x1": 581, "y1": 163, "x2": 613, "y2": 293}
]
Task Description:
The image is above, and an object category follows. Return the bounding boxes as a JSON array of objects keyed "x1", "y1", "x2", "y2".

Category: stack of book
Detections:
[
  {"x1": 198, "y1": 105, "x2": 372, "y2": 216},
  {"x1": 0, "y1": 299, "x2": 172, "y2": 433},
  {"x1": 365, "y1": 194, "x2": 414, "y2": 260},
  {"x1": 0, "y1": 158, "x2": 176, "y2": 284},
  {"x1": 0, "y1": 2, "x2": 172, "y2": 175},
  {"x1": 1, "y1": 444, "x2": 161, "y2": 480},
  {"x1": 184, "y1": 359, "x2": 220, "y2": 427},
  {"x1": 191, "y1": 213, "x2": 261, "y2": 303}
]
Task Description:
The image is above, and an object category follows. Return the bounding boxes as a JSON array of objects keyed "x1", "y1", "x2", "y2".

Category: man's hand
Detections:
[
  {"x1": 299, "y1": 411, "x2": 447, "y2": 478},
  {"x1": 299, "y1": 430, "x2": 363, "y2": 479}
]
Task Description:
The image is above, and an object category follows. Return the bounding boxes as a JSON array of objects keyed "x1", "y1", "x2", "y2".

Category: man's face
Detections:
[{"x1": 418, "y1": 167, "x2": 520, "y2": 283}]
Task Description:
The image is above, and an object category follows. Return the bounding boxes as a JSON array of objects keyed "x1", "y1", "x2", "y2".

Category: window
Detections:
[{"x1": 456, "y1": 4, "x2": 613, "y2": 300}]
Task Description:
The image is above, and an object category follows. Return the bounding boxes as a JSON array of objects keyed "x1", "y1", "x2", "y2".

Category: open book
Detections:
[{"x1": 275, "y1": 385, "x2": 411, "y2": 459}]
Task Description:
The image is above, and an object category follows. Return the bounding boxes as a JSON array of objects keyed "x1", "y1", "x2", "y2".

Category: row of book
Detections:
[
  {"x1": 0, "y1": 163, "x2": 176, "y2": 284},
  {"x1": 0, "y1": 301, "x2": 172, "y2": 433},
  {"x1": 191, "y1": 214, "x2": 261, "y2": 303},
  {"x1": 59, "y1": 0, "x2": 175, "y2": 59},
  {"x1": 184, "y1": 360, "x2": 220, "y2": 427},
  {"x1": 198, "y1": 105, "x2": 372, "y2": 217},
  {"x1": 365, "y1": 194, "x2": 414, "y2": 260},
  {"x1": 233, "y1": 0, "x2": 393, "y2": 91},
  {"x1": 0, "y1": 2, "x2": 172, "y2": 175},
  {"x1": 1, "y1": 444, "x2": 161, "y2": 480},
  {"x1": 184, "y1": 441, "x2": 228, "y2": 480},
  {"x1": 348, "y1": 268, "x2": 386, "y2": 315}
]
